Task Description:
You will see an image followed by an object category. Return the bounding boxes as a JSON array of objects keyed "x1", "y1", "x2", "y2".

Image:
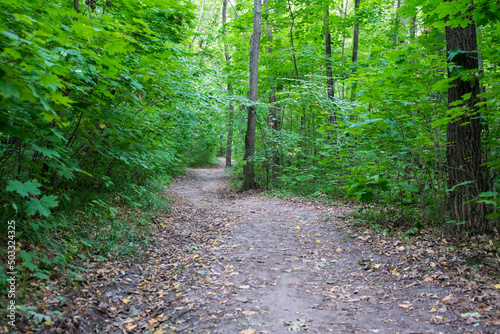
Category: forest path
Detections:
[
  {"x1": 56, "y1": 159, "x2": 498, "y2": 334},
  {"x1": 157, "y1": 159, "x2": 456, "y2": 334}
]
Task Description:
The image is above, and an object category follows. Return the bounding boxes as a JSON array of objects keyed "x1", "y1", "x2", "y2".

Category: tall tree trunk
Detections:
[
  {"x1": 445, "y1": 0, "x2": 486, "y2": 234},
  {"x1": 222, "y1": 0, "x2": 234, "y2": 167},
  {"x1": 241, "y1": 0, "x2": 262, "y2": 190},
  {"x1": 191, "y1": 0, "x2": 206, "y2": 47},
  {"x1": 287, "y1": 0, "x2": 309, "y2": 160},
  {"x1": 225, "y1": 85, "x2": 234, "y2": 167},
  {"x1": 264, "y1": 0, "x2": 280, "y2": 177},
  {"x1": 323, "y1": 8, "x2": 336, "y2": 125},
  {"x1": 392, "y1": 0, "x2": 402, "y2": 46},
  {"x1": 350, "y1": 0, "x2": 360, "y2": 104},
  {"x1": 340, "y1": 0, "x2": 347, "y2": 100},
  {"x1": 410, "y1": 15, "x2": 416, "y2": 39}
]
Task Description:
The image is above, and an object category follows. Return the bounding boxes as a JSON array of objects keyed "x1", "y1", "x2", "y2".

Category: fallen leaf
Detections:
[
  {"x1": 429, "y1": 308, "x2": 437, "y2": 313},
  {"x1": 239, "y1": 285, "x2": 250, "y2": 289},
  {"x1": 399, "y1": 303, "x2": 412, "y2": 309},
  {"x1": 240, "y1": 329, "x2": 256, "y2": 334},
  {"x1": 242, "y1": 310, "x2": 256, "y2": 316},
  {"x1": 295, "y1": 226, "x2": 300, "y2": 229},
  {"x1": 122, "y1": 298, "x2": 131, "y2": 304},
  {"x1": 494, "y1": 284, "x2": 500, "y2": 289},
  {"x1": 374, "y1": 264, "x2": 381, "y2": 269}
]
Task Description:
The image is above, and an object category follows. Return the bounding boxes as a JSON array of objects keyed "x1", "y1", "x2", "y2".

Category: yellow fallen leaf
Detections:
[
  {"x1": 316, "y1": 239, "x2": 321, "y2": 243},
  {"x1": 44, "y1": 322, "x2": 54, "y2": 326},
  {"x1": 126, "y1": 324, "x2": 137, "y2": 330},
  {"x1": 99, "y1": 123, "x2": 106, "y2": 129},
  {"x1": 242, "y1": 310, "x2": 256, "y2": 316},
  {"x1": 429, "y1": 308, "x2": 437, "y2": 313},
  {"x1": 295, "y1": 226, "x2": 300, "y2": 229},
  {"x1": 399, "y1": 304, "x2": 412, "y2": 309},
  {"x1": 294, "y1": 268, "x2": 302, "y2": 270},
  {"x1": 240, "y1": 329, "x2": 256, "y2": 334},
  {"x1": 374, "y1": 264, "x2": 381, "y2": 269},
  {"x1": 194, "y1": 254, "x2": 200, "y2": 258},
  {"x1": 494, "y1": 284, "x2": 500, "y2": 289},
  {"x1": 122, "y1": 298, "x2": 131, "y2": 304}
]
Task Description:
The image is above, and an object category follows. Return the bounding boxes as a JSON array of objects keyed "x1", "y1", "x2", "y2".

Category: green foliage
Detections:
[{"x1": 0, "y1": 0, "x2": 226, "y2": 301}]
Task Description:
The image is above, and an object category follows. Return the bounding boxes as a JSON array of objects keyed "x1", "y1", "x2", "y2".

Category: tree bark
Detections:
[
  {"x1": 444, "y1": 0, "x2": 487, "y2": 234},
  {"x1": 241, "y1": 0, "x2": 262, "y2": 190},
  {"x1": 392, "y1": 0, "x2": 402, "y2": 47},
  {"x1": 264, "y1": 0, "x2": 280, "y2": 178},
  {"x1": 410, "y1": 15, "x2": 416, "y2": 39},
  {"x1": 287, "y1": 0, "x2": 309, "y2": 160},
  {"x1": 222, "y1": 0, "x2": 234, "y2": 167},
  {"x1": 351, "y1": 0, "x2": 360, "y2": 104},
  {"x1": 323, "y1": 8, "x2": 336, "y2": 125},
  {"x1": 191, "y1": 0, "x2": 206, "y2": 47}
]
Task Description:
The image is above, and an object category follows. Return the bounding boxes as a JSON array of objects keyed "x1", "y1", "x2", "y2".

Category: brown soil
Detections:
[{"x1": 25, "y1": 160, "x2": 500, "y2": 334}]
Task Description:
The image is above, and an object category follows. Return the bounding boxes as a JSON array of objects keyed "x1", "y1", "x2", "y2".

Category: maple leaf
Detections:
[{"x1": 6, "y1": 180, "x2": 41, "y2": 197}]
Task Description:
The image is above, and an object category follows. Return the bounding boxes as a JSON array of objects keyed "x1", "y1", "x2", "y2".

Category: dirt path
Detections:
[
  {"x1": 34, "y1": 161, "x2": 500, "y2": 334},
  {"x1": 154, "y1": 161, "x2": 490, "y2": 334}
]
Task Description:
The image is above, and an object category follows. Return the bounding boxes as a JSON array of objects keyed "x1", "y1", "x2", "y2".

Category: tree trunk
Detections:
[
  {"x1": 225, "y1": 85, "x2": 234, "y2": 167},
  {"x1": 191, "y1": 0, "x2": 206, "y2": 47},
  {"x1": 445, "y1": 0, "x2": 487, "y2": 234},
  {"x1": 340, "y1": 0, "x2": 347, "y2": 100},
  {"x1": 410, "y1": 15, "x2": 416, "y2": 39},
  {"x1": 350, "y1": 0, "x2": 360, "y2": 104},
  {"x1": 323, "y1": 8, "x2": 336, "y2": 125},
  {"x1": 241, "y1": 0, "x2": 262, "y2": 190},
  {"x1": 287, "y1": 0, "x2": 308, "y2": 161},
  {"x1": 264, "y1": 0, "x2": 280, "y2": 177},
  {"x1": 223, "y1": 0, "x2": 233, "y2": 167},
  {"x1": 392, "y1": 0, "x2": 401, "y2": 47}
]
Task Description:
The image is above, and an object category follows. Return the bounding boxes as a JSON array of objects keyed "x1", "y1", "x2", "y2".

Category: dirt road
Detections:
[{"x1": 40, "y1": 161, "x2": 499, "y2": 334}]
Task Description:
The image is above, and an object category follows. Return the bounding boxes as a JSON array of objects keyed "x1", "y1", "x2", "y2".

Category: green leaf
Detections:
[
  {"x1": 33, "y1": 272, "x2": 50, "y2": 280},
  {"x1": 25, "y1": 195, "x2": 59, "y2": 217},
  {"x1": 6, "y1": 180, "x2": 42, "y2": 198},
  {"x1": 0, "y1": 81, "x2": 20, "y2": 99}
]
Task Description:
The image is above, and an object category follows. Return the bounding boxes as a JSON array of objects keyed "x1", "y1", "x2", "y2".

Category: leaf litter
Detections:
[{"x1": 17, "y1": 159, "x2": 500, "y2": 333}]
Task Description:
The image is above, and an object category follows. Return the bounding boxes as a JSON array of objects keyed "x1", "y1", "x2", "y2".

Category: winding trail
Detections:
[
  {"x1": 51, "y1": 160, "x2": 499, "y2": 334},
  {"x1": 162, "y1": 161, "x2": 458, "y2": 333}
]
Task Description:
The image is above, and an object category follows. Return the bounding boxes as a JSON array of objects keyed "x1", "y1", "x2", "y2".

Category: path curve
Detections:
[{"x1": 163, "y1": 161, "x2": 460, "y2": 334}]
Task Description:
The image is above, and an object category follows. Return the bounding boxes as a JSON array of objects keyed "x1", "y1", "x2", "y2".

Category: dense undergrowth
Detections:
[{"x1": 0, "y1": 0, "x2": 222, "y2": 323}]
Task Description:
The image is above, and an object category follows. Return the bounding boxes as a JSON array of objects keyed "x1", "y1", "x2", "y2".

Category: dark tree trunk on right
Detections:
[{"x1": 241, "y1": 0, "x2": 262, "y2": 190}]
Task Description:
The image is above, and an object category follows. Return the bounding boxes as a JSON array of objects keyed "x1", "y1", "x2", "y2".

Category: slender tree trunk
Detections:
[
  {"x1": 445, "y1": 0, "x2": 487, "y2": 234},
  {"x1": 222, "y1": 0, "x2": 233, "y2": 167},
  {"x1": 323, "y1": 8, "x2": 336, "y2": 125},
  {"x1": 392, "y1": 0, "x2": 402, "y2": 46},
  {"x1": 340, "y1": 0, "x2": 347, "y2": 100},
  {"x1": 410, "y1": 15, "x2": 416, "y2": 39},
  {"x1": 225, "y1": 85, "x2": 234, "y2": 167},
  {"x1": 287, "y1": 0, "x2": 308, "y2": 160},
  {"x1": 241, "y1": 0, "x2": 262, "y2": 190},
  {"x1": 350, "y1": 0, "x2": 360, "y2": 104},
  {"x1": 191, "y1": 0, "x2": 206, "y2": 47},
  {"x1": 264, "y1": 0, "x2": 280, "y2": 177},
  {"x1": 74, "y1": 0, "x2": 79, "y2": 12}
]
